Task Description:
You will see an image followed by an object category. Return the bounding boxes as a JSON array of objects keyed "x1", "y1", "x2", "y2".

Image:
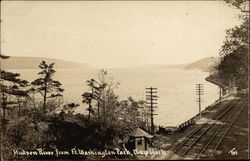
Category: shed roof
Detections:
[{"x1": 129, "y1": 127, "x2": 153, "y2": 138}]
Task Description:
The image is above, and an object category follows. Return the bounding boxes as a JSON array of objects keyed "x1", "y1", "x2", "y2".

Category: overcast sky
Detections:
[{"x1": 1, "y1": 1, "x2": 241, "y2": 68}]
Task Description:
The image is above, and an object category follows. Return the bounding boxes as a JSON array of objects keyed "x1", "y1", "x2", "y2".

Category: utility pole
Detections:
[
  {"x1": 219, "y1": 87, "x2": 222, "y2": 103},
  {"x1": 146, "y1": 87, "x2": 158, "y2": 135},
  {"x1": 196, "y1": 84, "x2": 204, "y2": 119}
]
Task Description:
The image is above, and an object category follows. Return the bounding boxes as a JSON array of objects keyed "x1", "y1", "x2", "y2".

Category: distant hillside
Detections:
[
  {"x1": 155, "y1": 64, "x2": 187, "y2": 69},
  {"x1": 185, "y1": 57, "x2": 220, "y2": 72},
  {"x1": 152, "y1": 57, "x2": 219, "y2": 71},
  {"x1": 0, "y1": 56, "x2": 91, "y2": 69},
  {"x1": 120, "y1": 57, "x2": 219, "y2": 71}
]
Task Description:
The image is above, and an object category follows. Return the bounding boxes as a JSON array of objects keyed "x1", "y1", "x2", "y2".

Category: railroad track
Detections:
[
  {"x1": 197, "y1": 100, "x2": 248, "y2": 159},
  {"x1": 167, "y1": 99, "x2": 241, "y2": 160},
  {"x1": 166, "y1": 100, "x2": 236, "y2": 159}
]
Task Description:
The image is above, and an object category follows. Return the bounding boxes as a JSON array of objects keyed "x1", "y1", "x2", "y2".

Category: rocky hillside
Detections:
[{"x1": 185, "y1": 57, "x2": 220, "y2": 72}]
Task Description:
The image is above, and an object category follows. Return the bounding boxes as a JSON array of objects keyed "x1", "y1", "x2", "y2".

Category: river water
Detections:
[{"x1": 10, "y1": 68, "x2": 219, "y2": 126}]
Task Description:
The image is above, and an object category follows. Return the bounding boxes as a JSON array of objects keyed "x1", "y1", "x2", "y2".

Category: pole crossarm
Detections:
[
  {"x1": 195, "y1": 84, "x2": 204, "y2": 119},
  {"x1": 145, "y1": 87, "x2": 158, "y2": 135}
]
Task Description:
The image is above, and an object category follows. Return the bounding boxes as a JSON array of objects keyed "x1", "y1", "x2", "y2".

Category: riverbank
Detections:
[{"x1": 137, "y1": 94, "x2": 244, "y2": 160}]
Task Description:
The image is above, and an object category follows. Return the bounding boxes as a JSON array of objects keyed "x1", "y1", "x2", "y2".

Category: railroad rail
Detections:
[
  {"x1": 167, "y1": 99, "x2": 242, "y2": 160},
  {"x1": 197, "y1": 101, "x2": 248, "y2": 159}
]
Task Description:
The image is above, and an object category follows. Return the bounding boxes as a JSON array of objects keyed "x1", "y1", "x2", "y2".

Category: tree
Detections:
[
  {"x1": 62, "y1": 103, "x2": 80, "y2": 114},
  {"x1": 96, "y1": 70, "x2": 108, "y2": 115},
  {"x1": 97, "y1": 70, "x2": 120, "y2": 117},
  {"x1": 224, "y1": 0, "x2": 249, "y2": 13},
  {"x1": 0, "y1": 54, "x2": 29, "y2": 120},
  {"x1": 216, "y1": 0, "x2": 249, "y2": 89},
  {"x1": 82, "y1": 70, "x2": 148, "y2": 132},
  {"x1": 31, "y1": 61, "x2": 64, "y2": 111},
  {"x1": 82, "y1": 79, "x2": 98, "y2": 119},
  {"x1": 82, "y1": 70, "x2": 113, "y2": 119},
  {"x1": 219, "y1": 19, "x2": 248, "y2": 58},
  {"x1": 28, "y1": 87, "x2": 36, "y2": 108},
  {"x1": 217, "y1": 45, "x2": 248, "y2": 88},
  {"x1": 0, "y1": 54, "x2": 9, "y2": 59}
]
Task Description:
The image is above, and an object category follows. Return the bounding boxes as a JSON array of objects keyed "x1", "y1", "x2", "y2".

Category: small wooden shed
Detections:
[{"x1": 128, "y1": 127, "x2": 153, "y2": 151}]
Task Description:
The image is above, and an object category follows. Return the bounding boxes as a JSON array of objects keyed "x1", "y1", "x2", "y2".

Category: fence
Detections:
[{"x1": 158, "y1": 106, "x2": 211, "y2": 135}]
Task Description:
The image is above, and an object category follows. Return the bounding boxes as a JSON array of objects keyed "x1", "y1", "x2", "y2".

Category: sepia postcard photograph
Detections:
[{"x1": 0, "y1": 0, "x2": 249, "y2": 160}]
